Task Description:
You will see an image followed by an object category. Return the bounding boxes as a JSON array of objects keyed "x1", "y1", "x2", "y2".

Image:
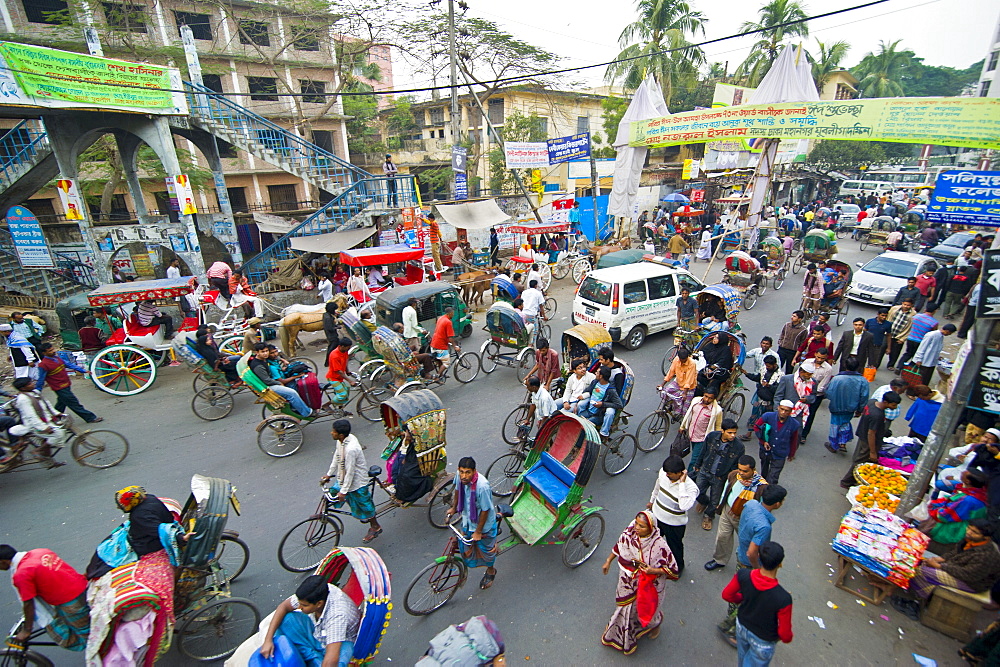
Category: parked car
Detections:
[
  {"x1": 846, "y1": 251, "x2": 940, "y2": 307},
  {"x1": 923, "y1": 231, "x2": 976, "y2": 263}
]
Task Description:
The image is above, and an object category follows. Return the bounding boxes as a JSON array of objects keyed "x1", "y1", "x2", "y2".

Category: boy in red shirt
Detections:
[
  {"x1": 430, "y1": 306, "x2": 458, "y2": 375},
  {"x1": 722, "y1": 540, "x2": 793, "y2": 661},
  {"x1": 792, "y1": 327, "x2": 833, "y2": 365},
  {"x1": 36, "y1": 342, "x2": 102, "y2": 423}
]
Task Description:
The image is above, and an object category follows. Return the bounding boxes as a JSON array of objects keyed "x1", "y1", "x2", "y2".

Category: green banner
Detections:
[
  {"x1": 0, "y1": 41, "x2": 182, "y2": 113},
  {"x1": 629, "y1": 97, "x2": 1000, "y2": 151}
]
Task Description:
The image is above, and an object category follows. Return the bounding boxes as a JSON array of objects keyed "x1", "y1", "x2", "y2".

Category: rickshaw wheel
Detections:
[
  {"x1": 0, "y1": 648, "x2": 51, "y2": 666},
  {"x1": 428, "y1": 479, "x2": 456, "y2": 528},
  {"x1": 758, "y1": 277, "x2": 768, "y2": 297},
  {"x1": 290, "y1": 356, "x2": 318, "y2": 375},
  {"x1": 256, "y1": 416, "x2": 304, "y2": 457},
  {"x1": 486, "y1": 452, "x2": 522, "y2": 498},
  {"x1": 723, "y1": 392, "x2": 746, "y2": 423},
  {"x1": 356, "y1": 389, "x2": 384, "y2": 422},
  {"x1": 635, "y1": 411, "x2": 668, "y2": 452},
  {"x1": 836, "y1": 226, "x2": 847, "y2": 239},
  {"x1": 773, "y1": 270, "x2": 786, "y2": 290},
  {"x1": 602, "y1": 432, "x2": 637, "y2": 476},
  {"x1": 278, "y1": 515, "x2": 343, "y2": 572},
  {"x1": 347, "y1": 346, "x2": 364, "y2": 375},
  {"x1": 212, "y1": 533, "x2": 250, "y2": 584},
  {"x1": 552, "y1": 257, "x2": 570, "y2": 280},
  {"x1": 571, "y1": 258, "x2": 591, "y2": 284},
  {"x1": 791, "y1": 255, "x2": 803, "y2": 275},
  {"x1": 836, "y1": 299, "x2": 850, "y2": 326},
  {"x1": 623, "y1": 325, "x2": 646, "y2": 350},
  {"x1": 502, "y1": 405, "x2": 533, "y2": 446},
  {"x1": 404, "y1": 558, "x2": 466, "y2": 616},
  {"x1": 860, "y1": 237, "x2": 869, "y2": 251},
  {"x1": 218, "y1": 335, "x2": 242, "y2": 357},
  {"x1": 453, "y1": 351, "x2": 480, "y2": 384},
  {"x1": 176, "y1": 597, "x2": 260, "y2": 662},
  {"x1": 193, "y1": 373, "x2": 222, "y2": 392},
  {"x1": 660, "y1": 345, "x2": 679, "y2": 376},
  {"x1": 743, "y1": 287, "x2": 758, "y2": 310},
  {"x1": 395, "y1": 381, "x2": 423, "y2": 397},
  {"x1": 515, "y1": 349, "x2": 536, "y2": 383},
  {"x1": 72, "y1": 430, "x2": 129, "y2": 468},
  {"x1": 89, "y1": 345, "x2": 157, "y2": 396},
  {"x1": 480, "y1": 342, "x2": 500, "y2": 373},
  {"x1": 562, "y1": 512, "x2": 605, "y2": 568},
  {"x1": 359, "y1": 361, "x2": 389, "y2": 392},
  {"x1": 192, "y1": 386, "x2": 234, "y2": 421}
]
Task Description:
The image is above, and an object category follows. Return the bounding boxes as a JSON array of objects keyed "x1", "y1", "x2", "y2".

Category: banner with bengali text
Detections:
[
  {"x1": 0, "y1": 41, "x2": 187, "y2": 115},
  {"x1": 629, "y1": 97, "x2": 1000, "y2": 151}
]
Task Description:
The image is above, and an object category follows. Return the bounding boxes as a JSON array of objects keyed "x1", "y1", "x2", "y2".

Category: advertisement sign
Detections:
[
  {"x1": 451, "y1": 145, "x2": 467, "y2": 173},
  {"x1": 503, "y1": 142, "x2": 550, "y2": 169},
  {"x1": 0, "y1": 42, "x2": 187, "y2": 115},
  {"x1": 174, "y1": 174, "x2": 197, "y2": 215},
  {"x1": 55, "y1": 179, "x2": 84, "y2": 220},
  {"x1": 969, "y1": 349, "x2": 1000, "y2": 414},
  {"x1": 568, "y1": 159, "x2": 615, "y2": 180},
  {"x1": 630, "y1": 97, "x2": 1000, "y2": 151},
  {"x1": 926, "y1": 170, "x2": 1000, "y2": 225},
  {"x1": 978, "y1": 250, "x2": 1000, "y2": 319},
  {"x1": 164, "y1": 177, "x2": 179, "y2": 211},
  {"x1": 454, "y1": 173, "x2": 468, "y2": 200},
  {"x1": 5, "y1": 206, "x2": 54, "y2": 268},
  {"x1": 691, "y1": 189, "x2": 705, "y2": 202},
  {"x1": 712, "y1": 83, "x2": 755, "y2": 108},
  {"x1": 682, "y1": 160, "x2": 701, "y2": 179},
  {"x1": 547, "y1": 133, "x2": 591, "y2": 164}
]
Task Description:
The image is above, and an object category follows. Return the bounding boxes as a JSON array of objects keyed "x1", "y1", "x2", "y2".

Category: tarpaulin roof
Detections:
[
  {"x1": 434, "y1": 199, "x2": 511, "y2": 230},
  {"x1": 289, "y1": 227, "x2": 377, "y2": 254},
  {"x1": 340, "y1": 244, "x2": 424, "y2": 267},
  {"x1": 88, "y1": 277, "x2": 193, "y2": 306},
  {"x1": 252, "y1": 212, "x2": 297, "y2": 235}
]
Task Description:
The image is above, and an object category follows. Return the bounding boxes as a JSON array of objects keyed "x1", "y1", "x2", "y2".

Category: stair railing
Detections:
[{"x1": 0, "y1": 120, "x2": 51, "y2": 191}]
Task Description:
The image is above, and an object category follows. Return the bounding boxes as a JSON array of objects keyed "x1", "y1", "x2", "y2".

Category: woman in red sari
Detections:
[{"x1": 600, "y1": 510, "x2": 678, "y2": 655}]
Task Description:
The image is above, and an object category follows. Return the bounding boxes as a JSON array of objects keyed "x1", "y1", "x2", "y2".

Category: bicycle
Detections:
[
  {"x1": 0, "y1": 411, "x2": 129, "y2": 473},
  {"x1": 1, "y1": 624, "x2": 56, "y2": 667},
  {"x1": 487, "y1": 418, "x2": 535, "y2": 497},
  {"x1": 634, "y1": 385, "x2": 688, "y2": 453}
]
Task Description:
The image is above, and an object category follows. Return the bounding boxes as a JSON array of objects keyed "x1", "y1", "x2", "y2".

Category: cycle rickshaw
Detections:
[
  {"x1": 791, "y1": 229, "x2": 836, "y2": 274},
  {"x1": 403, "y1": 411, "x2": 606, "y2": 616},
  {"x1": 544, "y1": 323, "x2": 612, "y2": 401},
  {"x1": 760, "y1": 236, "x2": 790, "y2": 286},
  {"x1": 722, "y1": 251, "x2": 766, "y2": 310},
  {"x1": 807, "y1": 259, "x2": 852, "y2": 326},
  {"x1": 277, "y1": 389, "x2": 456, "y2": 572},
  {"x1": 859, "y1": 216, "x2": 896, "y2": 252},
  {"x1": 658, "y1": 283, "x2": 744, "y2": 375},
  {"x1": 479, "y1": 301, "x2": 550, "y2": 380}
]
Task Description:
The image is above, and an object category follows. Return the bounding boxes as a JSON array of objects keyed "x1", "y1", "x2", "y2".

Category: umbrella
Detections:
[
  {"x1": 673, "y1": 206, "x2": 705, "y2": 217},
  {"x1": 661, "y1": 193, "x2": 690, "y2": 203}
]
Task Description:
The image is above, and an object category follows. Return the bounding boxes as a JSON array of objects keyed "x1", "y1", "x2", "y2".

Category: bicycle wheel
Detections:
[
  {"x1": 836, "y1": 226, "x2": 847, "y2": 239},
  {"x1": 515, "y1": 349, "x2": 535, "y2": 383},
  {"x1": 256, "y1": 416, "x2": 304, "y2": 457},
  {"x1": 602, "y1": 432, "x2": 637, "y2": 476},
  {"x1": 176, "y1": 597, "x2": 260, "y2": 662},
  {"x1": 277, "y1": 515, "x2": 343, "y2": 572},
  {"x1": 757, "y1": 278, "x2": 767, "y2": 297},
  {"x1": 773, "y1": 269, "x2": 786, "y2": 290},
  {"x1": 502, "y1": 405, "x2": 533, "y2": 445},
  {"x1": 634, "y1": 411, "x2": 668, "y2": 452},
  {"x1": 486, "y1": 452, "x2": 523, "y2": 497},
  {"x1": 561, "y1": 512, "x2": 605, "y2": 568},
  {"x1": 723, "y1": 392, "x2": 746, "y2": 423},
  {"x1": 453, "y1": 351, "x2": 480, "y2": 384},
  {"x1": 0, "y1": 648, "x2": 53, "y2": 667},
  {"x1": 791, "y1": 255, "x2": 803, "y2": 274},
  {"x1": 71, "y1": 429, "x2": 129, "y2": 468},
  {"x1": 191, "y1": 386, "x2": 234, "y2": 421},
  {"x1": 480, "y1": 341, "x2": 499, "y2": 373},
  {"x1": 837, "y1": 298, "x2": 850, "y2": 326},
  {"x1": 544, "y1": 296, "x2": 557, "y2": 316},
  {"x1": 212, "y1": 534, "x2": 249, "y2": 584},
  {"x1": 360, "y1": 362, "x2": 391, "y2": 394},
  {"x1": 404, "y1": 558, "x2": 466, "y2": 616},
  {"x1": 356, "y1": 388, "x2": 384, "y2": 422},
  {"x1": 860, "y1": 236, "x2": 869, "y2": 251},
  {"x1": 428, "y1": 480, "x2": 455, "y2": 528},
  {"x1": 660, "y1": 345, "x2": 679, "y2": 376}
]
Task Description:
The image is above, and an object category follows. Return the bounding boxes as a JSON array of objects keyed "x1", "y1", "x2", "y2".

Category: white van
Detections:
[{"x1": 571, "y1": 258, "x2": 705, "y2": 350}]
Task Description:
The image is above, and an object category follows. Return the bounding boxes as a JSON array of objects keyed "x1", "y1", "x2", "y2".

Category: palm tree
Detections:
[
  {"x1": 810, "y1": 40, "x2": 850, "y2": 94},
  {"x1": 733, "y1": 0, "x2": 810, "y2": 87},
  {"x1": 605, "y1": 0, "x2": 708, "y2": 105},
  {"x1": 851, "y1": 40, "x2": 916, "y2": 97}
]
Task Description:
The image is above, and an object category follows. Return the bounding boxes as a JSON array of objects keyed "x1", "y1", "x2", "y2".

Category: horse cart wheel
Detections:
[
  {"x1": 90, "y1": 345, "x2": 157, "y2": 396},
  {"x1": 176, "y1": 597, "x2": 260, "y2": 662},
  {"x1": 562, "y1": 512, "x2": 605, "y2": 568},
  {"x1": 571, "y1": 258, "x2": 591, "y2": 284},
  {"x1": 256, "y1": 416, "x2": 304, "y2": 457},
  {"x1": 217, "y1": 335, "x2": 243, "y2": 357},
  {"x1": 552, "y1": 257, "x2": 571, "y2": 280}
]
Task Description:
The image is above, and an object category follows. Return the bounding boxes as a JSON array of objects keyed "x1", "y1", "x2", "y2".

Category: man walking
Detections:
[
  {"x1": 865, "y1": 308, "x2": 892, "y2": 369},
  {"x1": 1, "y1": 323, "x2": 36, "y2": 379},
  {"x1": 383, "y1": 154, "x2": 398, "y2": 206},
  {"x1": 647, "y1": 454, "x2": 699, "y2": 574},
  {"x1": 942, "y1": 266, "x2": 974, "y2": 320},
  {"x1": 426, "y1": 212, "x2": 443, "y2": 271},
  {"x1": 798, "y1": 350, "x2": 833, "y2": 446},
  {"x1": 893, "y1": 277, "x2": 921, "y2": 309},
  {"x1": 885, "y1": 299, "x2": 915, "y2": 370},
  {"x1": 753, "y1": 401, "x2": 801, "y2": 484},
  {"x1": 692, "y1": 418, "x2": 743, "y2": 532},
  {"x1": 704, "y1": 455, "x2": 768, "y2": 572},
  {"x1": 721, "y1": 541, "x2": 794, "y2": 664},
  {"x1": 775, "y1": 311, "x2": 808, "y2": 374},
  {"x1": 913, "y1": 323, "x2": 956, "y2": 386},
  {"x1": 680, "y1": 388, "x2": 723, "y2": 474},
  {"x1": 824, "y1": 356, "x2": 870, "y2": 453},
  {"x1": 36, "y1": 342, "x2": 102, "y2": 424},
  {"x1": 898, "y1": 305, "x2": 940, "y2": 369},
  {"x1": 834, "y1": 318, "x2": 875, "y2": 373},
  {"x1": 958, "y1": 282, "x2": 980, "y2": 339},
  {"x1": 840, "y1": 392, "x2": 900, "y2": 488},
  {"x1": 9, "y1": 312, "x2": 41, "y2": 349},
  {"x1": 741, "y1": 355, "x2": 782, "y2": 441}
]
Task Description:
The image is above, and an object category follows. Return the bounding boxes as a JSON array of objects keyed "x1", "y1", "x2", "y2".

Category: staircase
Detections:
[
  {"x1": 0, "y1": 228, "x2": 97, "y2": 300},
  {"x1": 0, "y1": 120, "x2": 57, "y2": 213}
]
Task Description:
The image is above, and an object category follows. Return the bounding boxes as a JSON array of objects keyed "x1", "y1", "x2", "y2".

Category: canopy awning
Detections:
[
  {"x1": 88, "y1": 277, "x2": 193, "y2": 307},
  {"x1": 715, "y1": 196, "x2": 752, "y2": 204},
  {"x1": 434, "y1": 199, "x2": 511, "y2": 230},
  {"x1": 252, "y1": 212, "x2": 297, "y2": 235},
  {"x1": 289, "y1": 227, "x2": 377, "y2": 254},
  {"x1": 506, "y1": 222, "x2": 571, "y2": 235},
  {"x1": 340, "y1": 244, "x2": 424, "y2": 267}
]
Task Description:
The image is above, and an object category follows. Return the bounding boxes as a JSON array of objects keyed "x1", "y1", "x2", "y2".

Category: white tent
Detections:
[
  {"x1": 434, "y1": 199, "x2": 512, "y2": 230},
  {"x1": 289, "y1": 227, "x2": 377, "y2": 254},
  {"x1": 607, "y1": 77, "x2": 670, "y2": 221},
  {"x1": 252, "y1": 212, "x2": 297, "y2": 235}
]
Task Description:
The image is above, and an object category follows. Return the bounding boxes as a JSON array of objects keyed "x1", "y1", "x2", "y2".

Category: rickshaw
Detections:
[
  {"x1": 809, "y1": 258, "x2": 852, "y2": 326},
  {"x1": 403, "y1": 411, "x2": 606, "y2": 616},
  {"x1": 859, "y1": 216, "x2": 896, "y2": 252},
  {"x1": 85, "y1": 277, "x2": 201, "y2": 396},
  {"x1": 722, "y1": 251, "x2": 766, "y2": 310},
  {"x1": 355, "y1": 326, "x2": 480, "y2": 421},
  {"x1": 374, "y1": 281, "x2": 474, "y2": 340},
  {"x1": 479, "y1": 301, "x2": 549, "y2": 380},
  {"x1": 757, "y1": 236, "x2": 789, "y2": 290},
  {"x1": 791, "y1": 229, "x2": 836, "y2": 274},
  {"x1": 54, "y1": 292, "x2": 92, "y2": 351},
  {"x1": 229, "y1": 547, "x2": 392, "y2": 666},
  {"x1": 659, "y1": 284, "x2": 744, "y2": 375},
  {"x1": 276, "y1": 390, "x2": 456, "y2": 572},
  {"x1": 546, "y1": 323, "x2": 611, "y2": 400}
]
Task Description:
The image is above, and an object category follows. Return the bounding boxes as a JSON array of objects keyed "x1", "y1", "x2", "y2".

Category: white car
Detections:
[
  {"x1": 835, "y1": 203, "x2": 861, "y2": 227},
  {"x1": 846, "y1": 251, "x2": 939, "y2": 307}
]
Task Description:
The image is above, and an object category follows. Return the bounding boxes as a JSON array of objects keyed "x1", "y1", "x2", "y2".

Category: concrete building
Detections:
[
  {"x1": 977, "y1": 13, "x2": 1000, "y2": 98},
  {"x1": 818, "y1": 69, "x2": 858, "y2": 100}
]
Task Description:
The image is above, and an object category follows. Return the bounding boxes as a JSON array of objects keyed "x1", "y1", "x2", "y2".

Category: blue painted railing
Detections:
[
  {"x1": 0, "y1": 227, "x2": 97, "y2": 291},
  {"x1": 0, "y1": 120, "x2": 51, "y2": 191}
]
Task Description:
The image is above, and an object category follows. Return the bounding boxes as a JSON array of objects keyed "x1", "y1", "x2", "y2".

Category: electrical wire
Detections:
[{"x1": 0, "y1": 0, "x2": 894, "y2": 99}]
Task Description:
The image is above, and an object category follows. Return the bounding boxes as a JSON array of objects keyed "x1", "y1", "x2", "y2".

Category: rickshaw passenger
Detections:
[
  {"x1": 250, "y1": 343, "x2": 312, "y2": 418},
  {"x1": 698, "y1": 333, "x2": 734, "y2": 392},
  {"x1": 194, "y1": 333, "x2": 241, "y2": 384},
  {"x1": 598, "y1": 348, "x2": 626, "y2": 398},
  {"x1": 511, "y1": 299, "x2": 534, "y2": 338},
  {"x1": 702, "y1": 314, "x2": 730, "y2": 333},
  {"x1": 822, "y1": 270, "x2": 848, "y2": 308},
  {"x1": 579, "y1": 366, "x2": 624, "y2": 437},
  {"x1": 701, "y1": 295, "x2": 726, "y2": 323},
  {"x1": 559, "y1": 357, "x2": 595, "y2": 414},
  {"x1": 392, "y1": 324, "x2": 435, "y2": 377},
  {"x1": 512, "y1": 273, "x2": 525, "y2": 293}
]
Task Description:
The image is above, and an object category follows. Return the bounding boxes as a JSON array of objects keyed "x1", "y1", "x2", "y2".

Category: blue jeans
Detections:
[
  {"x1": 578, "y1": 397, "x2": 615, "y2": 436},
  {"x1": 736, "y1": 619, "x2": 776, "y2": 667},
  {"x1": 272, "y1": 384, "x2": 312, "y2": 417},
  {"x1": 688, "y1": 440, "x2": 705, "y2": 474}
]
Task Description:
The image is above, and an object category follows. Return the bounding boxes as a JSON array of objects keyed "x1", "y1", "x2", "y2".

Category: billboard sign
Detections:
[
  {"x1": 5, "y1": 205, "x2": 54, "y2": 268},
  {"x1": 927, "y1": 170, "x2": 1000, "y2": 226}
]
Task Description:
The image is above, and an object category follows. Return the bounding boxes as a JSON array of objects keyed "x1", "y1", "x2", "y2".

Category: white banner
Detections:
[{"x1": 503, "y1": 142, "x2": 549, "y2": 169}]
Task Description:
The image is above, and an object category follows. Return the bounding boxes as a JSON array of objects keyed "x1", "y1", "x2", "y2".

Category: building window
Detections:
[
  {"x1": 536, "y1": 117, "x2": 548, "y2": 136},
  {"x1": 90, "y1": 194, "x2": 130, "y2": 222},
  {"x1": 247, "y1": 76, "x2": 278, "y2": 101},
  {"x1": 102, "y1": 3, "x2": 146, "y2": 32},
  {"x1": 429, "y1": 107, "x2": 445, "y2": 125},
  {"x1": 226, "y1": 187, "x2": 249, "y2": 213},
  {"x1": 989, "y1": 51, "x2": 999, "y2": 72},
  {"x1": 174, "y1": 11, "x2": 212, "y2": 40},
  {"x1": 268, "y1": 184, "x2": 298, "y2": 211},
  {"x1": 292, "y1": 28, "x2": 320, "y2": 51},
  {"x1": 981, "y1": 81, "x2": 992, "y2": 97},
  {"x1": 200, "y1": 74, "x2": 223, "y2": 93},
  {"x1": 576, "y1": 116, "x2": 590, "y2": 134},
  {"x1": 300, "y1": 80, "x2": 326, "y2": 104},
  {"x1": 311, "y1": 130, "x2": 333, "y2": 153},
  {"x1": 239, "y1": 20, "x2": 270, "y2": 46},
  {"x1": 437, "y1": 129, "x2": 445, "y2": 139},
  {"x1": 21, "y1": 0, "x2": 68, "y2": 24},
  {"x1": 152, "y1": 192, "x2": 179, "y2": 223},
  {"x1": 487, "y1": 98, "x2": 504, "y2": 125}
]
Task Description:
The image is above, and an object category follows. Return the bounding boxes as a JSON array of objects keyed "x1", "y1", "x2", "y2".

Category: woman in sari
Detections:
[{"x1": 600, "y1": 510, "x2": 678, "y2": 655}]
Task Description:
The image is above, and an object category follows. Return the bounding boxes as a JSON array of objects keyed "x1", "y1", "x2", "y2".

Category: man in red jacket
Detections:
[{"x1": 721, "y1": 540, "x2": 793, "y2": 662}]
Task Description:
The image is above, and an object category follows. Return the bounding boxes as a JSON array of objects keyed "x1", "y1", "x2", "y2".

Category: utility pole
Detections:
[
  {"x1": 447, "y1": 0, "x2": 461, "y2": 199},
  {"x1": 589, "y1": 150, "x2": 601, "y2": 240}
]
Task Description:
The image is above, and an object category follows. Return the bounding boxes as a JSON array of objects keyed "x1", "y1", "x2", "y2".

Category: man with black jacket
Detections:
[
  {"x1": 741, "y1": 356, "x2": 782, "y2": 441},
  {"x1": 931, "y1": 260, "x2": 955, "y2": 309},
  {"x1": 833, "y1": 318, "x2": 876, "y2": 373},
  {"x1": 692, "y1": 418, "x2": 743, "y2": 532},
  {"x1": 893, "y1": 277, "x2": 922, "y2": 309}
]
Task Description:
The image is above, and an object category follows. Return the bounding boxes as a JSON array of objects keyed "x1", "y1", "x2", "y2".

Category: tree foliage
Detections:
[
  {"x1": 487, "y1": 111, "x2": 547, "y2": 195},
  {"x1": 810, "y1": 40, "x2": 850, "y2": 94},
  {"x1": 851, "y1": 40, "x2": 914, "y2": 98},
  {"x1": 734, "y1": 0, "x2": 810, "y2": 87},
  {"x1": 806, "y1": 140, "x2": 915, "y2": 169}
]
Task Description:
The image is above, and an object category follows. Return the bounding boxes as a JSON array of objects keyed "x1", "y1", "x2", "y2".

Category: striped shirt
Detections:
[
  {"x1": 648, "y1": 469, "x2": 699, "y2": 526},
  {"x1": 907, "y1": 313, "x2": 939, "y2": 342},
  {"x1": 206, "y1": 262, "x2": 233, "y2": 280},
  {"x1": 136, "y1": 302, "x2": 161, "y2": 326}
]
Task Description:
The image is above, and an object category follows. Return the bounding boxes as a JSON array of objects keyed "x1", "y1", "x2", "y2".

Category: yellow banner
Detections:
[{"x1": 629, "y1": 97, "x2": 1000, "y2": 150}]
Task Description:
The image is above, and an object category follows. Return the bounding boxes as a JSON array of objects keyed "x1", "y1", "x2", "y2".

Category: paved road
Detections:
[{"x1": 0, "y1": 239, "x2": 968, "y2": 666}]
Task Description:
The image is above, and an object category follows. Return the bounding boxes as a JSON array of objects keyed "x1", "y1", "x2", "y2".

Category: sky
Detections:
[{"x1": 392, "y1": 0, "x2": 998, "y2": 93}]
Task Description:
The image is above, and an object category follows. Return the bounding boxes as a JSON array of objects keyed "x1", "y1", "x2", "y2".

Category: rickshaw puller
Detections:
[
  {"x1": 322, "y1": 419, "x2": 383, "y2": 544},
  {"x1": 447, "y1": 456, "x2": 499, "y2": 590}
]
